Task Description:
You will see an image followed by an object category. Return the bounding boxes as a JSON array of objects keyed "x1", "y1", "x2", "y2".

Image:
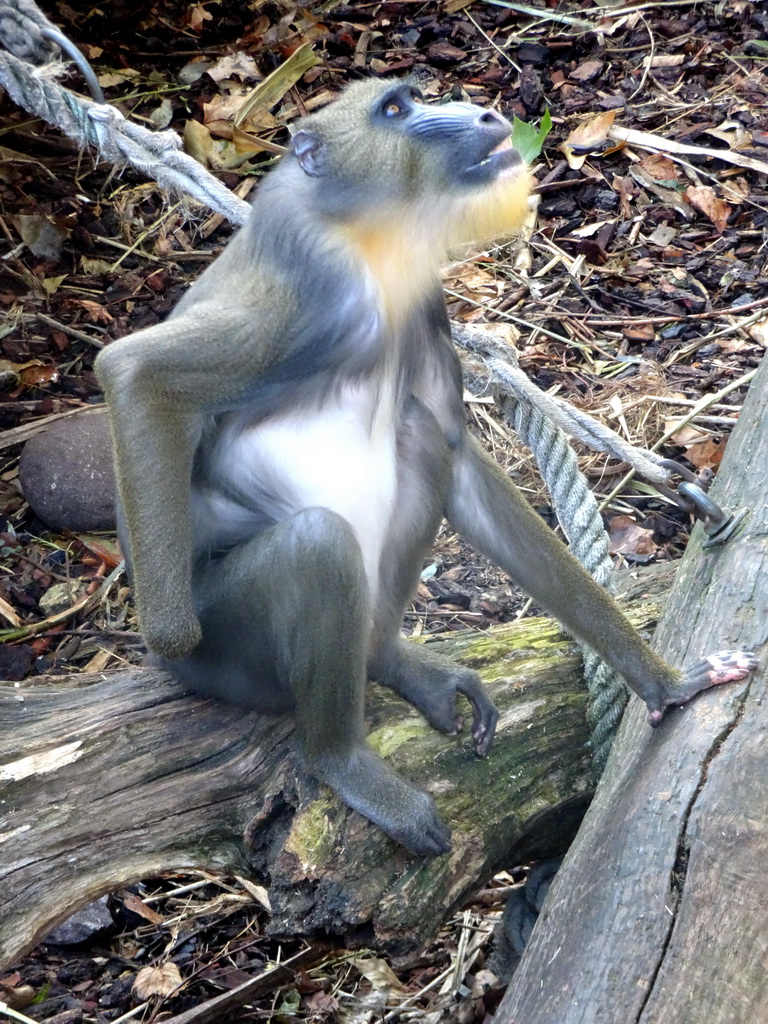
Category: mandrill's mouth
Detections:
[{"x1": 464, "y1": 136, "x2": 523, "y2": 184}]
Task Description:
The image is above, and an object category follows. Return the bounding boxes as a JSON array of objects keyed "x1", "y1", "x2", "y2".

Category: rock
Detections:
[
  {"x1": 44, "y1": 896, "x2": 114, "y2": 946},
  {"x1": 20, "y1": 411, "x2": 116, "y2": 532},
  {"x1": 39, "y1": 582, "x2": 86, "y2": 616}
]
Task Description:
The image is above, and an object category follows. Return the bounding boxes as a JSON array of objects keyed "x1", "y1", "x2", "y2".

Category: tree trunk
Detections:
[
  {"x1": 0, "y1": 572, "x2": 672, "y2": 971},
  {"x1": 498, "y1": 354, "x2": 767, "y2": 1024}
]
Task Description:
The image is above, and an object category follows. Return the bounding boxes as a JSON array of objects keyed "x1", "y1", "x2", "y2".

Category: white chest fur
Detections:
[{"x1": 215, "y1": 379, "x2": 399, "y2": 598}]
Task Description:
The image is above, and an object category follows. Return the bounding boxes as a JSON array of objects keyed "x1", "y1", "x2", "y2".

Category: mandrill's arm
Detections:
[
  {"x1": 95, "y1": 305, "x2": 283, "y2": 660},
  {"x1": 446, "y1": 435, "x2": 756, "y2": 723}
]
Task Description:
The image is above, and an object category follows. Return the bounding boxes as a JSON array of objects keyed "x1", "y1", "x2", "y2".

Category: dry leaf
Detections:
[
  {"x1": 747, "y1": 316, "x2": 768, "y2": 348},
  {"x1": 647, "y1": 224, "x2": 677, "y2": 247},
  {"x1": 570, "y1": 60, "x2": 604, "y2": 82},
  {"x1": 186, "y1": 2, "x2": 212, "y2": 33},
  {"x1": 305, "y1": 991, "x2": 339, "y2": 1013},
  {"x1": 682, "y1": 186, "x2": 731, "y2": 233},
  {"x1": 123, "y1": 891, "x2": 164, "y2": 924},
  {"x1": 353, "y1": 956, "x2": 407, "y2": 994},
  {"x1": 14, "y1": 215, "x2": 70, "y2": 259},
  {"x1": 132, "y1": 962, "x2": 183, "y2": 1001},
  {"x1": 42, "y1": 275, "x2": 67, "y2": 295},
  {"x1": 560, "y1": 110, "x2": 619, "y2": 169},
  {"x1": 665, "y1": 422, "x2": 712, "y2": 446},
  {"x1": 207, "y1": 52, "x2": 261, "y2": 83},
  {"x1": 184, "y1": 118, "x2": 215, "y2": 165},
  {"x1": 607, "y1": 516, "x2": 658, "y2": 561},
  {"x1": 20, "y1": 364, "x2": 58, "y2": 386},
  {"x1": 703, "y1": 120, "x2": 752, "y2": 149},
  {"x1": 623, "y1": 323, "x2": 656, "y2": 343},
  {"x1": 638, "y1": 152, "x2": 678, "y2": 181},
  {"x1": 203, "y1": 93, "x2": 252, "y2": 139},
  {"x1": 685, "y1": 437, "x2": 724, "y2": 471},
  {"x1": 235, "y1": 874, "x2": 272, "y2": 911}
]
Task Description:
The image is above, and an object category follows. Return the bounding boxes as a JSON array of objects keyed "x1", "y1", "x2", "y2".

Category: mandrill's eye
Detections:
[{"x1": 384, "y1": 101, "x2": 403, "y2": 117}]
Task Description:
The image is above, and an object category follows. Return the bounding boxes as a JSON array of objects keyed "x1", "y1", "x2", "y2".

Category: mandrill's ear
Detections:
[{"x1": 291, "y1": 129, "x2": 325, "y2": 178}]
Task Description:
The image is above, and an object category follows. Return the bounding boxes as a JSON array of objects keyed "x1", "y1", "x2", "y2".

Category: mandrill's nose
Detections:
[{"x1": 479, "y1": 108, "x2": 508, "y2": 127}]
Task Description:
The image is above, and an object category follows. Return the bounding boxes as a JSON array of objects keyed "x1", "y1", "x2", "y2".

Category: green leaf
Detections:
[{"x1": 511, "y1": 107, "x2": 552, "y2": 163}]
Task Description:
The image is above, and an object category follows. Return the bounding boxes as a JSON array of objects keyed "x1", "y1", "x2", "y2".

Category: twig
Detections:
[
  {"x1": 0, "y1": 404, "x2": 103, "y2": 453},
  {"x1": 0, "y1": 1003, "x2": 38, "y2": 1024},
  {"x1": 598, "y1": 368, "x2": 757, "y2": 512},
  {"x1": 577, "y1": 295, "x2": 768, "y2": 327},
  {"x1": 35, "y1": 312, "x2": 106, "y2": 348},
  {"x1": 160, "y1": 948, "x2": 320, "y2": 1024},
  {"x1": 484, "y1": 2, "x2": 595, "y2": 31}
]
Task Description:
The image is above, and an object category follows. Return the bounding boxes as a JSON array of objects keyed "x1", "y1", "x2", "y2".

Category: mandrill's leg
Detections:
[{"x1": 163, "y1": 507, "x2": 452, "y2": 857}]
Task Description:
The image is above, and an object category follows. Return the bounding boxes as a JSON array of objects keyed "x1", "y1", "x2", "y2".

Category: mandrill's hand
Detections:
[{"x1": 646, "y1": 650, "x2": 758, "y2": 727}]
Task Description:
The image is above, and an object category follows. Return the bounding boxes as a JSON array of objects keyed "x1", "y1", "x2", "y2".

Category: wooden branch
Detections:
[
  {"x1": 0, "y1": 576, "x2": 670, "y2": 971},
  {"x1": 498, "y1": 353, "x2": 768, "y2": 1023}
]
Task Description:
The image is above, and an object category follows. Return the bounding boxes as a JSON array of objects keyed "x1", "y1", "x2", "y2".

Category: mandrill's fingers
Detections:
[{"x1": 457, "y1": 675, "x2": 500, "y2": 757}]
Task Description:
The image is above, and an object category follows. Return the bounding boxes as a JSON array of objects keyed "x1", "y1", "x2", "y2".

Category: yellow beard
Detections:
[{"x1": 338, "y1": 165, "x2": 533, "y2": 325}]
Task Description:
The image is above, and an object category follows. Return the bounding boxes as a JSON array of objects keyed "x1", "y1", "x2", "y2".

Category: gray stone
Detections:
[
  {"x1": 20, "y1": 410, "x2": 117, "y2": 532},
  {"x1": 39, "y1": 581, "x2": 86, "y2": 615},
  {"x1": 44, "y1": 896, "x2": 114, "y2": 945}
]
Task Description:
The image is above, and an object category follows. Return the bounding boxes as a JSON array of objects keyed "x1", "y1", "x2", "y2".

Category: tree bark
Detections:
[
  {"x1": 0, "y1": 574, "x2": 671, "y2": 971},
  {"x1": 498, "y1": 354, "x2": 767, "y2": 1024}
]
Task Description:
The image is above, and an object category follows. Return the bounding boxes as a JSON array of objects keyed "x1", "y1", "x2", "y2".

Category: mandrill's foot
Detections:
[{"x1": 647, "y1": 650, "x2": 758, "y2": 727}]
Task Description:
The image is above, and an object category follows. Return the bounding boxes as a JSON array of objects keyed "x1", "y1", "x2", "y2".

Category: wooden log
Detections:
[
  {"x1": 498, "y1": 355, "x2": 767, "y2": 1023},
  {"x1": 0, "y1": 574, "x2": 671, "y2": 972}
]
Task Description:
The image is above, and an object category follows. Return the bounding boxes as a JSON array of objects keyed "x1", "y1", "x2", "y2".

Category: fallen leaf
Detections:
[
  {"x1": 305, "y1": 991, "x2": 339, "y2": 1013},
  {"x1": 747, "y1": 316, "x2": 768, "y2": 347},
  {"x1": 647, "y1": 224, "x2": 677, "y2": 247},
  {"x1": 132, "y1": 962, "x2": 183, "y2": 1001},
  {"x1": 19, "y1": 364, "x2": 58, "y2": 386},
  {"x1": 148, "y1": 98, "x2": 174, "y2": 130},
  {"x1": 685, "y1": 437, "x2": 724, "y2": 470},
  {"x1": 206, "y1": 52, "x2": 261, "y2": 83},
  {"x1": 665, "y1": 422, "x2": 712, "y2": 446},
  {"x1": 570, "y1": 60, "x2": 604, "y2": 82},
  {"x1": 623, "y1": 323, "x2": 656, "y2": 343},
  {"x1": 42, "y1": 275, "x2": 67, "y2": 295},
  {"x1": 353, "y1": 957, "x2": 407, "y2": 994},
  {"x1": 683, "y1": 186, "x2": 731, "y2": 232},
  {"x1": 184, "y1": 117, "x2": 216, "y2": 166},
  {"x1": 123, "y1": 892, "x2": 164, "y2": 925},
  {"x1": 607, "y1": 515, "x2": 658, "y2": 562},
  {"x1": 186, "y1": 2, "x2": 212, "y2": 33},
  {"x1": 14, "y1": 215, "x2": 70, "y2": 259},
  {"x1": 560, "y1": 110, "x2": 620, "y2": 169},
  {"x1": 638, "y1": 152, "x2": 678, "y2": 182},
  {"x1": 703, "y1": 120, "x2": 752, "y2": 149}
]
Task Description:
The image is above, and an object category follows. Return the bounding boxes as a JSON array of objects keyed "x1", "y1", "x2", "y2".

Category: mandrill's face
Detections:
[{"x1": 289, "y1": 79, "x2": 532, "y2": 247}]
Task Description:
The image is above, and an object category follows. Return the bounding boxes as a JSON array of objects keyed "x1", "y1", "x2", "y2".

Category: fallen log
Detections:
[
  {"x1": 498, "y1": 354, "x2": 767, "y2": 1024},
  {"x1": 0, "y1": 570, "x2": 671, "y2": 971}
]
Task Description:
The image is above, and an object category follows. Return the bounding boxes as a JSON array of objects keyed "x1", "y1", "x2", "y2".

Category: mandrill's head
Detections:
[{"x1": 287, "y1": 79, "x2": 532, "y2": 254}]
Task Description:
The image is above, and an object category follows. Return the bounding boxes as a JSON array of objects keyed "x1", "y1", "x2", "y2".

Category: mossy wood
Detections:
[
  {"x1": 499, "y1": 352, "x2": 768, "y2": 1024},
  {"x1": 0, "y1": 581, "x2": 668, "y2": 970}
]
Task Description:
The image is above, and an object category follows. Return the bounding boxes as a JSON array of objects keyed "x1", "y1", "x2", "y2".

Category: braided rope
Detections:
[
  {"x1": 453, "y1": 327, "x2": 664, "y2": 767},
  {"x1": 0, "y1": 19, "x2": 250, "y2": 224}
]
